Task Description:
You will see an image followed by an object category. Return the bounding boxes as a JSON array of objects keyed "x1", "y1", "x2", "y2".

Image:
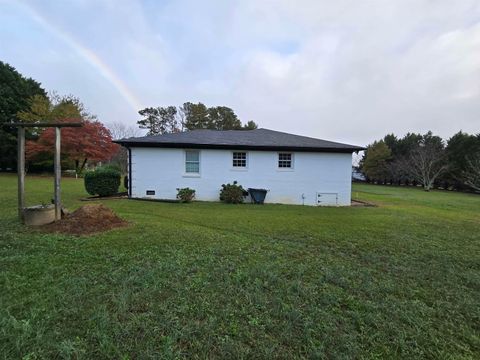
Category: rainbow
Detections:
[{"x1": 16, "y1": 1, "x2": 143, "y2": 112}]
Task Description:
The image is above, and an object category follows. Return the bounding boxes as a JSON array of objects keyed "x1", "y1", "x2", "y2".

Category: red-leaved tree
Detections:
[{"x1": 26, "y1": 119, "x2": 119, "y2": 174}]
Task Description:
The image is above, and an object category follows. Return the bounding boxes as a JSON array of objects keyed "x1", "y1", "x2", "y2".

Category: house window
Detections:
[
  {"x1": 232, "y1": 152, "x2": 247, "y2": 167},
  {"x1": 278, "y1": 153, "x2": 293, "y2": 168},
  {"x1": 185, "y1": 150, "x2": 200, "y2": 173}
]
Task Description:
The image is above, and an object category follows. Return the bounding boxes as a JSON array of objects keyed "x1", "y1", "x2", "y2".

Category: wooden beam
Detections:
[
  {"x1": 54, "y1": 127, "x2": 61, "y2": 220},
  {"x1": 5, "y1": 122, "x2": 83, "y2": 128},
  {"x1": 17, "y1": 126, "x2": 25, "y2": 222}
]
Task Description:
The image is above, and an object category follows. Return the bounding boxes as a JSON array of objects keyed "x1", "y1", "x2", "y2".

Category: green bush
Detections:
[
  {"x1": 84, "y1": 167, "x2": 121, "y2": 197},
  {"x1": 176, "y1": 188, "x2": 196, "y2": 203},
  {"x1": 102, "y1": 163, "x2": 123, "y2": 173},
  {"x1": 219, "y1": 181, "x2": 246, "y2": 204}
]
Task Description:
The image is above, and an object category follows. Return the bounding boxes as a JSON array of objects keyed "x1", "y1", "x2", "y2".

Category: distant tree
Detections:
[
  {"x1": 27, "y1": 119, "x2": 118, "y2": 175},
  {"x1": 383, "y1": 134, "x2": 400, "y2": 158},
  {"x1": 137, "y1": 106, "x2": 180, "y2": 135},
  {"x1": 16, "y1": 95, "x2": 52, "y2": 124},
  {"x1": 106, "y1": 122, "x2": 141, "y2": 174},
  {"x1": 462, "y1": 153, "x2": 480, "y2": 191},
  {"x1": 0, "y1": 61, "x2": 47, "y2": 170},
  {"x1": 17, "y1": 93, "x2": 93, "y2": 130},
  {"x1": 396, "y1": 133, "x2": 423, "y2": 157},
  {"x1": 22, "y1": 93, "x2": 116, "y2": 174},
  {"x1": 208, "y1": 106, "x2": 242, "y2": 130},
  {"x1": 182, "y1": 102, "x2": 211, "y2": 130},
  {"x1": 139, "y1": 102, "x2": 258, "y2": 133},
  {"x1": 383, "y1": 132, "x2": 422, "y2": 156},
  {"x1": 377, "y1": 132, "x2": 426, "y2": 184},
  {"x1": 137, "y1": 107, "x2": 161, "y2": 135},
  {"x1": 177, "y1": 103, "x2": 187, "y2": 130},
  {"x1": 382, "y1": 134, "x2": 403, "y2": 183},
  {"x1": 445, "y1": 132, "x2": 480, "y2": 186},
  {"x1": 386, "y1": 158, "x2": 406, "y2": 185},
  {"x1": 361, "y1": 140, "x2": 392, "y2": 181},
  {"x1": 243, "y1": 120, "x2": 258, "y2": 130},
  {"x1": 363, "y1": 130, "x2": 480, "y2": 191},
  {"x1": 401, "y1": 132, "x2": 448, "y2": 191},
  {"x1": 107, "y1": 121, "x2": 140, "y2": 140}
]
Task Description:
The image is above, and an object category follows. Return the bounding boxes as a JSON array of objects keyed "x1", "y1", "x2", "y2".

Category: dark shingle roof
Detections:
[{"x1": 115, "y1": 128, "x2": 364, "y2": 153}]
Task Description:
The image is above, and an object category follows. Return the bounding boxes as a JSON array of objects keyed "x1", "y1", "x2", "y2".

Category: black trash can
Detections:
[{"x1": 248, "y1": 188, "x2": 268, "y2": 204}]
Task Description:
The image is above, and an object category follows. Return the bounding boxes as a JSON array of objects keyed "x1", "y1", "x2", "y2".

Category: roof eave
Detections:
[{"x1": 113, "y1": 140, "x2": 365, "y2": 153}]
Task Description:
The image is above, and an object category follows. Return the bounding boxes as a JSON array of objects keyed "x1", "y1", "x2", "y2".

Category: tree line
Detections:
[
  {"x1": 136, "y1": 103, "x2": 257, "y2": 135},
  {"x1": 360, "y1": 131, "x2": 480, "y2": 192}
]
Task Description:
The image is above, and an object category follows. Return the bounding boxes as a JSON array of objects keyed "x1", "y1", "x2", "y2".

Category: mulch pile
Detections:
[{"x1": 41, "y1": 204, "x2": 128, "y2": 236}]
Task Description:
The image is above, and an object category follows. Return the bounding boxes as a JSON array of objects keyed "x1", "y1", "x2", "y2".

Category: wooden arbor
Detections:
[{"x1": 11, "y1": 122, "x2": 82, "y2": 222}]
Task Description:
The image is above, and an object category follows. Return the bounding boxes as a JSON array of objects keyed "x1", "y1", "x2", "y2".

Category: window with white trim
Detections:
[
  {"x1": 278, "y1": 153, "x2": 292, "y2": 168},
  {"x1": 185, "y1": 150, "x2": 200, "y2": 173},
  {"x1": 232, "y1": 152, "x2": 247, "y2": 167}
]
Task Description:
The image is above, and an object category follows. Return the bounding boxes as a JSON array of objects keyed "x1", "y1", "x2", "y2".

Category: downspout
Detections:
[{"x1": 128, "y1": 147, "x2": 132, "y2": 198}]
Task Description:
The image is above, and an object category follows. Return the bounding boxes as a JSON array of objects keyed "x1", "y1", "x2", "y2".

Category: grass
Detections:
[{"x1": 0, "y1": 174, "x2": 479, "y2": 359}]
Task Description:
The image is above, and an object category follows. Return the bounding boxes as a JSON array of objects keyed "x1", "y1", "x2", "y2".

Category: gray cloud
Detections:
[{"x1": 1, "y1": 0, "x2": 479, "y2": 146}]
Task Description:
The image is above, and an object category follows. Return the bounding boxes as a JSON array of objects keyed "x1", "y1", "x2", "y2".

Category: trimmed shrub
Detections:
[
  {"x1": 84, "y1": 167, "x2": 121, "y2": 197},
  {"x1": 219, "y1": 181, "x2": 246, "y2": 204},
  {"x1": 176, "y1": 188, "x2": 196, "y2": 203},
  {"x1": 102, "y1": 163, "x2": 123, "y2": 173}
]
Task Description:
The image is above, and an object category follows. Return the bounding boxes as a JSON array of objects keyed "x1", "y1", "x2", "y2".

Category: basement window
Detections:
[
  {"x1": 146, "y1": 190, "x2": 155, "y2": 195},
  {"x1": 278, "y1": 153, "x2": 293, "y2": 168},
  {"x1": 185, "y1": 150, "x2": 200, "y2": 173},
  {"x1": 232, "y1": 152, "x2": 247, "y2": 167}
]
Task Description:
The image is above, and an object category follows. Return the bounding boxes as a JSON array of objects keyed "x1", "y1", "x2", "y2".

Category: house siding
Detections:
[{"x1": 130, "y1": 147, "x2": 353, "y2": 206}]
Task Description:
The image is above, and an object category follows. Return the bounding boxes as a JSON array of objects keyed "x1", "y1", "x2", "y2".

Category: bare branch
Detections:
[
  {"x1": 462, "y1": 153, "x2": 480, "y2": 191},
  {"x1": 402, "y1": 144, "x2": 448, "y2": 191},
  {"x1": 106, "y1": 122, "x2": 141, "y2": 140}
]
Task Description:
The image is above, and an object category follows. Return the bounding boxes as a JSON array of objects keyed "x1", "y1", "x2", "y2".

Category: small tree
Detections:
[
  {"x1": 26, "y1": 119, "x2": 119, "y2": 175},
  {"x1": 401, "y1": 133, "x2": 448, "y2": 191},
  {"x1": 361, "y1": 140, "x2": 392, "y2": 181}
]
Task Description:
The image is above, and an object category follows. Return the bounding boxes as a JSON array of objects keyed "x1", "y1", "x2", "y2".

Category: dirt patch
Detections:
[
  {"x1": 41, "y1": 204, "x2": 128, "y2": 236},
  {"x1": 351, "y1": 199, "x2": 376, "y2": 207},
  {"x1": 80, "y1": 192, "x2": 128, "y2": 201}
]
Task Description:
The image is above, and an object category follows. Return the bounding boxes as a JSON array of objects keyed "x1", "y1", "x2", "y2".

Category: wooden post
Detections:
[
  {"x1": 54, "y1": 127, "x2": 61, "y2": 220},
  {"x1": 17, "y1": 126, "x2": 25, "y2": 222},
  {"x1": 9, "y1": 122, "x2": 82, "y2": 223}
]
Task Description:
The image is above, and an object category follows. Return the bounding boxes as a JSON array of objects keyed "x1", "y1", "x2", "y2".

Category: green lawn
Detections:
[{"x1": 1, "y1": 174, "x2": 479, "y2": 359}]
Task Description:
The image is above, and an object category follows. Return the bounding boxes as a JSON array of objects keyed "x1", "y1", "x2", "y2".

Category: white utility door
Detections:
[{"x1": 316, "y1": 192, "x2": 338, "y2": 206}]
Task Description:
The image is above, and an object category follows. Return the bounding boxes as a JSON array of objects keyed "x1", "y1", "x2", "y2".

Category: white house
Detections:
[{"x1": 115, "y1": 128, "x2": 364, "y2": 206}]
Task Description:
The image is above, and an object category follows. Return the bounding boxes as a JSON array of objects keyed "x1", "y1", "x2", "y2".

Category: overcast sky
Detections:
[{"x1": 1, "y1": 0, "x2": 479, "y2": 146}]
